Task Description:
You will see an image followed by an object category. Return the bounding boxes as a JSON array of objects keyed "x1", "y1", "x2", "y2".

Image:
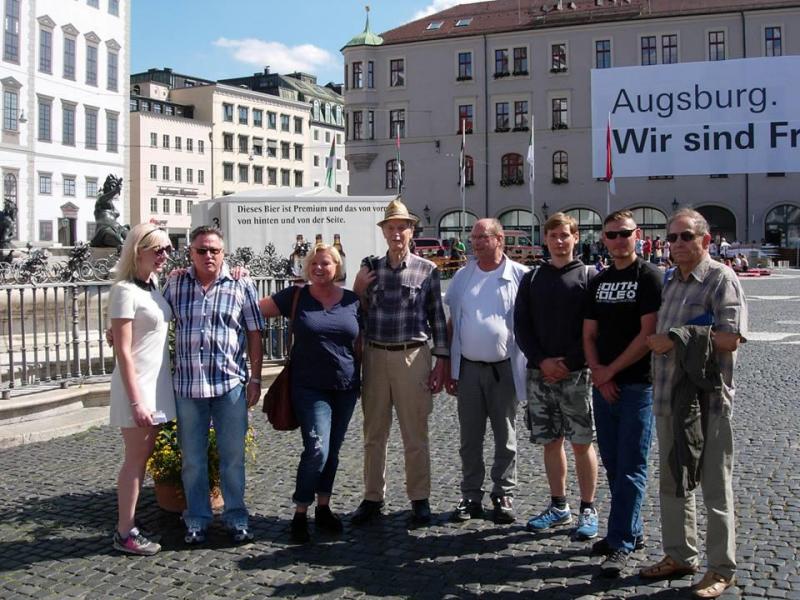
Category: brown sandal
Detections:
[
  {"x1": 691, "y1": 572, "x2": 735, "y2": 599},
  {"x1": 639, "y1": 555, "x2": 699, "y2": 580}
]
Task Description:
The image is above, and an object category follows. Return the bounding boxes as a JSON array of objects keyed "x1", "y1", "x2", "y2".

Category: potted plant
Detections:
[{"x1": 146, "y1": 420, "x2": 256, "y2": 513}]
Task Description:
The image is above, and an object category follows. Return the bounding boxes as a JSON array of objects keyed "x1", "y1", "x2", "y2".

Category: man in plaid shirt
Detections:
[
  {"x1": 352, "y1": 198, "x2": 449, "y2": 526},
  {"x1": 640, "y1": 209, "x2": 747, "y2": 599},
  {"x1": 163, "y1": 225, "x2": 264, "y2": 545}
]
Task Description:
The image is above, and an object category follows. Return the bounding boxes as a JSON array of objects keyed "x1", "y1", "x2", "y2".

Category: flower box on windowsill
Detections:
[
  {"x1": 552, "y1": 177, "x2": 569, "y2": 185},
  {"x1": 457, "y1": 128, "x2": 474, "y2": 135},
  {"x1": 550, "y1": 67, "x2": 568, "y2": 74},
  {"x1": 493, "y1": 72, "x2": 510, "y2": 79},
  {"x1": 512, "y1": 126, "x2": 530, "y2": 132},
  {"x1": 500, "y1": 177, "x2": 524, "y2": 187},
  {"x1": 552, "y1": 123, "x2": 569, "y2": 130},
  {"x1": 456, "y1": 76, "x2": 473, "y2": 82},
  {"x1": 512, "y1": 70, "x2": 529, "y2": 76},
  {"x1": 495, "y1": 127, "x2": 510, "y2": 133}
]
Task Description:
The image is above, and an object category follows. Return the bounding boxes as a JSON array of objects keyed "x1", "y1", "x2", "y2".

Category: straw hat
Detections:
[{"x1": 377, "y1": 197, "x2": 419, "y2": 227}]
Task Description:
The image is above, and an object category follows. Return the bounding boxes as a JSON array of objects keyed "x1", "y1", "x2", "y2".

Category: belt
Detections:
[
  {"x1": 461, "y1": 357, "x2": 510, "y2": 382},
  {"x1": 368, "y1": 340, "x2": 426, "y2": 351}
]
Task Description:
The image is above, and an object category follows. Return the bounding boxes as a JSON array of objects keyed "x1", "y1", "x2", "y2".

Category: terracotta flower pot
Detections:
[{"x1": 154, "y1": 482, "x2": 224, "y2": 513}]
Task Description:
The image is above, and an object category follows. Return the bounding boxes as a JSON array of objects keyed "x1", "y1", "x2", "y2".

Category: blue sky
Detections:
[{"x1": 131, "y1": 0, "x2": 486, "y2": 84}]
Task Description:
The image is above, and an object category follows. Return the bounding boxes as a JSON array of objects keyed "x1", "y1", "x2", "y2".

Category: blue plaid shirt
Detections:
[{"x1": 163, "y1": 264, "x2": 264, "y2": 398}]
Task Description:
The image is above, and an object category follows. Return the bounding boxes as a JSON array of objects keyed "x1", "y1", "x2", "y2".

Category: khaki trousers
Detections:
[
  {"x1": 656, "y1": 412, "x2": 737, "y2": 579},
  {"x1": 362, "y1": 343, "x2": 432, "y2": 502}
]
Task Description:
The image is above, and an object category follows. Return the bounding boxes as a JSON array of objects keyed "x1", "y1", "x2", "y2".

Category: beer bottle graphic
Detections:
[
  {"x1": 315, "y1": 233, "x2": 323, "y2": 247},
  {"x1": 290, "y1": 234, "x2": 306, "y2": 277},
  {"x1": 333, "y1": 233, "x2": 346, "y2": 282}
]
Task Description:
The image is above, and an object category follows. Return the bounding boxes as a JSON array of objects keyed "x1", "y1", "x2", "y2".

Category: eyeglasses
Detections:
[
  {"x1": 469, "y1": 233, "x2": 498, "y2": 241},
  {"x1": 604, "y1": 229, "x2": 635, "y2": 240},
  {"x1": 153, "y1": 245, "x2": 172, "y2": 257},
  {"x1": 192, "y1": 247, "x2": 223, "y2": 256},
  {"x1": 666, "y1": 231, "x2": 699, "y2": 243}
]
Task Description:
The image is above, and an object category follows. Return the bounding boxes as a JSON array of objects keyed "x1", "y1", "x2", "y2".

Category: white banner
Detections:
[{"x1": 591, "y1": 56, "x2": 800, "y2": 177}]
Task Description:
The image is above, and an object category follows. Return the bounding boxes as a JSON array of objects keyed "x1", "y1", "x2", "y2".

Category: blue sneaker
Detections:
[
  {"x1": 526, "y1": 503, "x2": 572, "y2": 531},
  {"x1": 574, "y1": 507, "x2": 599, "y2": 540}
]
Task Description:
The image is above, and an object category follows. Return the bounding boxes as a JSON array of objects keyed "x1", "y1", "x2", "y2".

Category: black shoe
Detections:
[
  {"x1": 351, "y1": 500, "x2": 384, "y2": 526},
  {"x1": 591, "y1": 536, "x2": 645, "y2": 556},
  {"x1": 491, "y1": 496, "x2": 515, "y2": 524},
  {"x1": 451, "y1": 498, "x2": 485, "y2": 522},
  {"x1": 411, "y1": 499, "x2": 431, "y2": 525},
  {"x1": 601, "y1": 549, "x2": 630, "y2": 578},
  {"x1": 315, "y1": 505, "x2": 343, "y2": 534},
  {"x1": 290, "y1": 512, "x2": 310, "y2": 544}
]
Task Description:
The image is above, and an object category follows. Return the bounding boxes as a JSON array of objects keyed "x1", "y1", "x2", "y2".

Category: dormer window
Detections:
[
  {"x1": 455, "y1": 18, "x2": 473, "y2": 27},
  {"x1": 427, "y1": 21, "x2": 443, "y2": 30}
]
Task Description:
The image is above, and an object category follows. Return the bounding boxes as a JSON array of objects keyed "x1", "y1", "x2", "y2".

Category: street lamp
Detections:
[
  {"x1": 423, "y1": 204, "x2": 431, "y2": 224},
  {"x1": 542, "y1": 202, "x2": 549, "y2": 219},
  {"x1": 672, "y1": 197, "x2": 679, "y2": 212}
]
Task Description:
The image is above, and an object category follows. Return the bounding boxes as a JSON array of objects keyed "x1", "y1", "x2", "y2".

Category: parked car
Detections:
[
  {"x1": 503, "y1": 230, "x2": 543, "y2": 264},
  {"x1": 413, "y1": 237, "x2": 446, "y2": 259}
]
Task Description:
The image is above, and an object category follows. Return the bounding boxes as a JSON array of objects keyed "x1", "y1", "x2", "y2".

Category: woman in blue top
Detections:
[{"x1": 260, "y1": 243, "x2": 361, "y2": 543}]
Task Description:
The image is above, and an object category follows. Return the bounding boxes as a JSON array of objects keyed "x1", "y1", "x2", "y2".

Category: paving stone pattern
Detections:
[{"x1": 0, "y1": 274, "x2": 798, "y2": 598}]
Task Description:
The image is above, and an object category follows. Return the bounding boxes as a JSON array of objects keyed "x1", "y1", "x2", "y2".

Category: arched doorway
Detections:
[
  {"x1": 498, "y1": 209, "x2": 541, "y2": 245},
  {"x1": 695, "y1": 205, "x2": 736, "y2": 243},
  {"x1": 439, "y1": 210, "x2": 477, "y2": 244},
  {"x1": 629, "y1": 206, "x2": 667, "y2": 244},
  {"x1": 565, "y1": 208, "x2": 602, "y2": 243},
  {"x1": 764, "y1": 204, "x2": 800, "y2": 247}
]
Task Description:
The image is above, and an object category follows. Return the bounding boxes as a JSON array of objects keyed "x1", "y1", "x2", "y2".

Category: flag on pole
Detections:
[
  {"x1": 605, "y1": 112, "x2": 616, "y2": 195},
  {"x1": 395, "y1": 129, "x2": 403, "y2": 195},
  {"x1": 324, "y1": 137, "x2": 336, "y2": 189},
  {"x1": 459, "y1": 120, "x2": 466, "y2": 196},
  {"x1": 526, "y1": 120, "x2": 535, "y2": 198}
]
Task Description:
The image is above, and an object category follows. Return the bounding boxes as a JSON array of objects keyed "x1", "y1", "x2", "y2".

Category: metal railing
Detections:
[{"x1": 0, "y1": 275, "x2": 294, "y2": 398}]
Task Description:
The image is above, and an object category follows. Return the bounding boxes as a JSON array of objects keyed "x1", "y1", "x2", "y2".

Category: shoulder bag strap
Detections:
[{"x1": 285, "y1": 285, "x2": 301, "y2": 361}]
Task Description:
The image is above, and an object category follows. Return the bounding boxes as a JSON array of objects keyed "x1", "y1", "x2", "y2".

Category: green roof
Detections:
[{"x1": 343, "y1": 9, "x2": 383, "y2": 49}]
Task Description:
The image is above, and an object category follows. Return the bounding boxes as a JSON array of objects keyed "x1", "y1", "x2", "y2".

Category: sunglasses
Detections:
[
  {"x1": 666, "y1": 231, "x2": 699, "y2": 243},
  {"x1": 604, "y1": 229, "x2": 635, "y2": 240},
  {"x1": 192, "y1": 247, "x2": 223, "y2": 256},
  {"x1": 153, "y1": 245, "x2": 172, "y2": 257}
]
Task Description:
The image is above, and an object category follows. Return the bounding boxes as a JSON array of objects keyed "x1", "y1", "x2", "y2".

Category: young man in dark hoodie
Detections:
[{"x1": 514, "y1": 212, "x2": 599, "y2": 541}]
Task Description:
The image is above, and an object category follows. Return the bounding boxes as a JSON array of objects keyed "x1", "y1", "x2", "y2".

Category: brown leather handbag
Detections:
[{"x1": 262, "y1": 286, "x2": 301, "y2": 431}]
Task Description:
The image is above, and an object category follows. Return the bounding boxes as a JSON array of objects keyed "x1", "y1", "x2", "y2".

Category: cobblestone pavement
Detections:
[{"x1": 1, "y1": 273, "x2": 798, "y2": 599}]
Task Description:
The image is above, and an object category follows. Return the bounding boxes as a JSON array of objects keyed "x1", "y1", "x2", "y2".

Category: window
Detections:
[
  {"x1": 163, "y1": 198, "x2": 170, "y2": 214},
  {"x1": 463, "y1": 156, "x2": 474, "y2": 186},
  {"x1": 552, "y1": 151, "x2": 568, "y2": 183},
  {"x1": 252, "y1": 137, "x2": 263, "y2": 156},
  {"x1": 641, "y1": 35, "x2": 657, "y2": 65},
  {"x1": 162, "y1": 166, "x2": 170, "y2": 180},
  {"x1": 385, "y1": 159, "x2": 404, "y2": 189},
  {"x1": 455, "y1": 17, "x2": 473, "y2": 27},
  {"x1": 86, "y1": 43, "x2": 98, "y2": 86},
  {"x1": 109, "y1": 0, "x2": 120, "y2": 16},
  {"x1": 39, "y1": 28, "x2": 52, "y2": 73},
  {"x1": 3, "y1": 0, "x2": 20, "y2": 62},
  {"x1": 294, "y1": 144, "x2": 303, "y2": 161},
  {"x1": 186, "y1": 138, "x2": 193, "y2": 152},
  {"x1": 513, "y1": 47, "x2": 528, "y2": 74},
  {"x1": 281, "y1": 169, "x2": 290, "y2": 186},
  {"x1": 238, "y1": 134, "x2": 248, "y2": 153},
  {"x1": 223, "y1": 133, "x2": 233, "y2": 151},
  {"x1": 63, "y1": 35, "x2": 76, "y2": 80},
  {"x1": 294, "y1": 116, "x2": 303, "y2": 134},
  {"x1": 367, "y1": 110, "x2": 375, "y2": 139},
  {"x1": 294, "y1": 170, "x2": 303, "y2": 187},
  {"x1": 107, "y1": 113, "x2": 119, "y2": 152},
  {"x1": 336, "y1": 158, "x2": 342, "y2": 170},
  {"x1": 86, "y1": 177, "x2": 98, "y2": 198},
  {"x1": 223, "y1": 163, "x2": 233, "y2": 181},
  {"x1": 63, "y1": 175, "x2": 76, "y2": 196},
  {"x1": 662, "y1": 34, "x2": 678, "y2": 64},
  {"x1": 187, "y1": 200, "x2": 194, "y2": 213},
  {"x1": 281, "y1": 141, "x2": 290, "y2": 159},
  {"x1": 198, "y1": 170, "x2": 204, "y2": 184},
  {"x1": 162, "y1": 134, "x2": 170, "y2": 149},
  {"x1": 280, "y1": 114, "x2": 290, "y2": 131},
  {"x1": 174, "y1": 136, "x2": 181, "y2": 151},
  {"x1": 337, "y1": 133, "x2": 342, "y2": 144},
  {"x1": 2, "y1": 88, "x2": 17, "y2": 131},
  {"x1": 427, "y1": 21, "x2": 443, "y2": 30},
  {"x1": 352, "y1": 110, "x2": 363, "y2": 140},
  {"x1": 389, "y1": 109, "x2": 405, "y2": 138},
  {"x1": 187, "y1": 168, "x2": 193, "y2": 183},
  {"x1": 709, "y1": 30, "x2": 725, "y2": 61},
  {"x1": 253, "y1": 109, "x2": 263, "y2": 127},
  {"x1": 223, "y1": 103, "x2": 233, "y2": 121},
  {"x1": 514, "y1": 101, "x2": 529, "y2": 130},
  {"x1": 38, "y1": 97, "x2": 52, "y2": 141},
  {"x1": 107, "y1": 50, "x2": 118, "y2": 90},
  {"x1": 88, "y1": 0, "x2": 99, "y2": 7},
  {"x1": 495, "y1": 49, "x2": 509, "y2": 76},
  {"x1": 267, "y1": 167, "x2": 277, "y2": 185},
  {"x1": 595, "y1": 40, "x2": 611, "y2": 69},
  {"x1": 85, "y1": 108, "x2": 97, "y2": 149},
  {"x1": 267, "y1": 111, "x2": 276, "y2": 129},
  {"x1": 238, "y1": 106, "x2": 248, "y2": 124},
  {"x1": 39, "y1": 220, "x2": 53, "y2": 241},
  {"x1": 150, "y1": 197, "x2": 157, "y2": 213},
  {"x1": 267, "y1": 139, "x2": 277, "y2": 158},
  {"x1": 325, "y1": 131, "x2": 330, "y2": 142},
  {"x1": 551, "y1": 97, "x2": 568, "y2": 129},
  {"x1": 457, "y1": 51, "x2": 472, "y2": 80},
  {"x1": 352, "y1": 61, "x2": 363, "y2": 89},
  {"x1": 62, "y1": 103, "x2": 76, "y2": 145},
  {"x1": 238, "y1": 164, "x2": 248, "y2": 182},
  {"x1": 174, "y1": 167, "x2": 181, "y2": 182},
  {"x1": 765, "y1": 26, "x2": 782, "y2": 56},
  {"x1": 458, "y1": 104, "x2": 473, "y2": 133},
  {"x1": 551, "y1": 43, "x2": 567, "y2": 72},
  {"x1": 253, "y1": 166, "x2": 263, "y2": 184},
  {"x1": 501, "y1": 153, "x2": 523, "y2": 185},
  {"x1": 198, "y1": 139, "x2": 204, "y2": 154},
  {"x1": 149, "y1": 132, "x2": 157, "y2": 147},
  {"x1": 39, "y1": 173, "x2": 52, "y2": 194},
  {"x1": 174, "y1": 198, "x2": 182, "y2": 214},
  {"x1": 149, "y1": 164, "x2": 157, "y2": 179},
  {"x1": 367, "y1": 60, "x2": 374, "y2": 88},
  {"x1": 390, "y1": 58, "x2": 405, "y2": 87},
  {"x1": 495, "y1": 102, "x2": 510, "y2": 131}
]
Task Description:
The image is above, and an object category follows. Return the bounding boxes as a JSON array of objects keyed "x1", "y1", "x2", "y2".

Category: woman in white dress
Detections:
[{"x1": 109, "y1": 224, "x2": 175, "y2": 555}]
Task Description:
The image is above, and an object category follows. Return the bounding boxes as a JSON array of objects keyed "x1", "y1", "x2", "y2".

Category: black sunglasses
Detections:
[
  {"x1": 666, "y1": 231, "x2": 699, "y2": 243},
  {"x1": 192, "y1": 247, "x2": 222, "y2": 256},
  {"x1": 604, "y1": 229, "x2": 635, "y2": 240}
]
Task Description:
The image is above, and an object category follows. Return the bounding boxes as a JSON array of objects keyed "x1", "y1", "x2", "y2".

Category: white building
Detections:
[
  {"x1": 1, "y1": 0, "x2": 129, "y2": 247},
  {"x1": 342, "y1": 1, "x2": 800, "y2": 248}
]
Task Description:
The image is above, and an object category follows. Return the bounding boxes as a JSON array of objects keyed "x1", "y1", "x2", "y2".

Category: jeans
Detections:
[
  {"x1": 292, "y1": 385, "x2": 358, "y2": 506},
  {"x1": 176, "y1": 383, "x2": 249, "y2": 530},
  {"x1": 592, "y1": 383, "x2": 654, "y2": 552}
]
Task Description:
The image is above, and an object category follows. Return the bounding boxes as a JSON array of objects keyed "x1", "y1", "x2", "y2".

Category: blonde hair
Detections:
[
  {"x1": 114, "y1": 223, "x2": 171, "y2": 283},
  {"x1": 302, "y1": 243, "x2": 343, "y2": 282}
]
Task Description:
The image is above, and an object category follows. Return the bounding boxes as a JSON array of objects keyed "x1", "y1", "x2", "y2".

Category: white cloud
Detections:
[
  {"x1": 413, "y1": 0, "x2": 487, "y2": 21},
  {"x1": 213, "y1": 38, "x2": 339, "y2": 74}
]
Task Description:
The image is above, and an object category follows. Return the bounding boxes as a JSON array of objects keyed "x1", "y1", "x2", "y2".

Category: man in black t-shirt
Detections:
[{"x1": 583, "y1": 210, "x2": 663, "y2": 577}]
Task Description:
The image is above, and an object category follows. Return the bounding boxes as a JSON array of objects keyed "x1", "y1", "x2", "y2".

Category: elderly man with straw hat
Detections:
[{"x1": 351, "y1": 197, "x2": 449, "y2": 526}]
